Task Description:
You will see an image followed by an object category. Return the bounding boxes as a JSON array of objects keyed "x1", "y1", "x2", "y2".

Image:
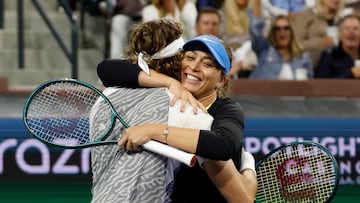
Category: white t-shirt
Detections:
[{"x1": 278, "y1": 63, "x2": 294, "y2": 80}]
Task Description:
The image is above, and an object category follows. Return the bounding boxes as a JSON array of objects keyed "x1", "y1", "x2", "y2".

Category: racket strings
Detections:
[
  {"x1": 26, "y1": 82, "x2": 102, "y2": 146},
  {"x1": 256, "y1": 144, "x2": 337, "y2": 203}
]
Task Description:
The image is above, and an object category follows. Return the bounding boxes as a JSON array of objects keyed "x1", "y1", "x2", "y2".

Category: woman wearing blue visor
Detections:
[{"x1": 98, "y1": 35, "x2": 256, "y2": 202}]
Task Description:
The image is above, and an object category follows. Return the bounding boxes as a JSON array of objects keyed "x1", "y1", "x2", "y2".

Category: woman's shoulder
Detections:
[
  {"x1": 211, "y1": 98, "x2": 245, "y2": 117},
  {"x1": 295, "y1": 7, "x2": 316, "y2": 21},
  {"x1": 299, "y1": 7, "x2": 316, "y2": 15}
]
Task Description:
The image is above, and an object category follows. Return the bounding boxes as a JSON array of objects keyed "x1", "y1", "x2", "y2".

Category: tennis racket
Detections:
[
  {"x1": 23, "y1": 78, "x2": 196, "y2": 167},
  {"x1": 255, "y1": 141, "x2": 339, "y2": 203}
]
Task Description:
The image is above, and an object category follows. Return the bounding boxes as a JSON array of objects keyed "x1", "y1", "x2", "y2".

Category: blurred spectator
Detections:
[
  {"x1": 261, "y1": 0, "x2": 308, "y2": 21},
  {"x1": 219, "y1": 0, "x2": 253, "y2": 50},
  {"x1": 109, "y1": 0, "x2": 149, "y2": 59},
  {"x1": 196, "y1": 0, "x2": 225, "y2": 10},
  {"x1": 195, "y1": 5, "x2": 257, "y2": 79},
  {"x1": 142, "y1": 0, "x2": 197, "y2": 41},
  {"x1": 217, "y1": 0, "x2": 257, "y2": 79},
  {"x1": 315, "y1": 14, "x2": 360, "y2": 78},
  {"x1": 248, "y1": 0, "x2": 313, "y2": 80},
  {"x1": 293, "y1": 0, "x2": 345, "y2": 67},
  {"x1": 195, "y1": 6, "x2": 221, "y2": 36},
  {"x1": 229, "y1": 40, "x2": 258, "y2": 78}
]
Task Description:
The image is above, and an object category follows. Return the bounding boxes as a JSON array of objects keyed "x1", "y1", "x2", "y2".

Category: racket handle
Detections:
[{"x1": 142, "y1": 140, "x2": 197, "y2": 167}]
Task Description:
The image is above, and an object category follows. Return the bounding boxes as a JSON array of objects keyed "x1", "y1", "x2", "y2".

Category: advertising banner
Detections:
[
  {"x1": 0, "y1": 118, "x2": 359, "y2": 185},
  {"x1": 244, "y1": 118, "x2": 360, "y2": 185}
]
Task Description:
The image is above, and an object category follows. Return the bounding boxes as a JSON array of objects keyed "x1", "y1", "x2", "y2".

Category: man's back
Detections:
[{"x1": 90, "y1": 87, "x2": 170, "y2": 203}]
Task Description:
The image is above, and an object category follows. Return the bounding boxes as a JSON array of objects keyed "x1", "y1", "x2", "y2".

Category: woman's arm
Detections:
[
  {"x1": 203, "y1": 151, "x2": 257, "y2": 203},
  {"x1": 97, "y1": 59, "x2": 141, "y2": 87},
  {"x1": 252, "y1": 0, "x2": 262, "y2": 17},
  {"x1": 139, "y1": 69, "x2": 205, "y2": 112},
  {"x1": 196, "y1": 100, "x2": 244, "y2": 161},
  {"x1": 118, "y1": 123, "x2": 201, "y2": 154},
  {"x1": 119, "y1": 121, "x2": 242, "y2": 161},
  {"x1": 262, "y1": 0, "x2": 288, "y2": 18},
  {"x1": 97, "y1": 59, "x2": 205, "y2": 112},
  {"x1": 119, "y1": 100, "x2": 244, "y2": 162},
  {"x1": 249, "y1": 0, "x2": 270, "y2": 54},
  {"x1": 97, "y1": 59, "x2": 184, "y2": 89}
]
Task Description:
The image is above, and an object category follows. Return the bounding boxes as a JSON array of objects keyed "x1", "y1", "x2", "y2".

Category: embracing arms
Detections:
[{"x1": 97, "y1": 59, "x2": 205, "y2": 113}]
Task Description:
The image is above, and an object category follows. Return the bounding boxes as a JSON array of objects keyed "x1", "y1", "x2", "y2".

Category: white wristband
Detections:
[{"x1": 240, "y1": 150, "x2": 256, "y2": 176}]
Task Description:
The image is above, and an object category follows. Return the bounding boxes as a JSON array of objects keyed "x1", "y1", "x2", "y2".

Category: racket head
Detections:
[
  {"x1": 255, "y1": 141, "x2": 339, "y2": 203},
  {"x1": 23, "y1": 78, "x2": 119, "y2": 148}
]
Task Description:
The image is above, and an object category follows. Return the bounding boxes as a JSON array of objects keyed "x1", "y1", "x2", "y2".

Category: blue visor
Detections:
[{"x1": 183, "y1": 35, "x2": 231, "y2": 74}]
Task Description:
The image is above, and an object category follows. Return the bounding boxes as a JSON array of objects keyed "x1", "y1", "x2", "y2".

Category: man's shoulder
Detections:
[{"x1": 168, "y1": 101, "x2": 213, "y2": 130}]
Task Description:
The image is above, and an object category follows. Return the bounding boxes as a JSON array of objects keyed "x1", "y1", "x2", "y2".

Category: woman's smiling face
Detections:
[{"x1": 181, "y1": 49, "x2": 223, "y2": 99}]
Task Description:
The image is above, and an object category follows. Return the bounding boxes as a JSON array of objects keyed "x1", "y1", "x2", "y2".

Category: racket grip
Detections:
[{"x1": 142, "y1": 140, "x2": 197, "y2": 167}]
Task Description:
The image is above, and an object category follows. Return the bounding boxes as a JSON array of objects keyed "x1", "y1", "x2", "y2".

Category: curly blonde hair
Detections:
[{"x1": 126, "y1": 18, "x2": 184, "y2": 81}]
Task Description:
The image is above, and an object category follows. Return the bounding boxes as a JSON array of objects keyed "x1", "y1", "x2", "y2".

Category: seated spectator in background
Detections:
[
  {"x1": 219, "y1": 0, "x2": 253, "y2": 50},
  {"x1": 195, "y1": 6, "x2": 221, "y2": 37},
  {"x1": 316, "y1": 14, "x2": 360, "y2": 78},
  {"x1": 109, "y1": 0, "x2": 149, "y2": 59},
  {"x1": 248, "y1": 0, "x2": 313, "y2": 80},
  {"x1": 195, "y1": 5, "x2": 257, "y2": 79},
  {"x1": 293, "y1": 0, "x2": 345, "y2": 66},
  {"x1": 229, "y1": 40, "x2": 258, "y2": 79},
  {"x1": 217, "y1": 0, "x2": 258, "y2": 79},
  {"x1": 142, "y1": 0, "x2": 197, "y2": 41}
]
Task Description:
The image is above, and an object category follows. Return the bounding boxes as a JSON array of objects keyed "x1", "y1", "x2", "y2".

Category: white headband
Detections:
[{"x1": 137, "y1": 37, "x2": 185, "y2": 75}]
